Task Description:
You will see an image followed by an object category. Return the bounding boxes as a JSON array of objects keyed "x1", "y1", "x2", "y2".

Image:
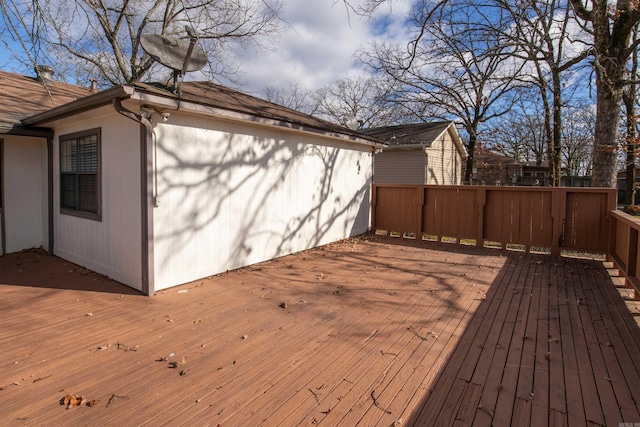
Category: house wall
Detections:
[
  {"x1": 426, "y1": 128, "x2": 463, "y2": 185},
  {"x1": 152, "y1": 112, "x2": 373, "y2": 290},
  {"x1": 373, "y1": 151, "x2": 426, "y2": 184},
  {"x1": 51, "y1": 108, "x2": 143, "y2": 290},
  {"x1": 2, "y1": 136, "x2": 48, "y2": 253}
]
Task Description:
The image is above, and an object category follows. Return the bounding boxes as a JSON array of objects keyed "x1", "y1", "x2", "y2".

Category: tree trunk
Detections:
[
  {"x1": 551, "y1": 71, "x2": 563, "y2": 186},
  {"x1": 624, "y1": 26, "x2": 638, "y2": 205},
  {"x1": 591, "y1": 84, "x2": 623, "y2": 187},
  {"x1": 465, "y1": 130, "x2": 478, "y2": 184}
]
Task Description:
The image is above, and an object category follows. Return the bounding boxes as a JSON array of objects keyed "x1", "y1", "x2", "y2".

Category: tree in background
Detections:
[
  {"x1": 561, "y1": 101, "x2": 595, "y2": 176},
  {"x1": 483, "y1": 94, "x2": 549, "y2": 164},
  {"x1": 312, "y1": 75, "x2": 404, "y2": 128},
  {"x1": 0, "y1": 0, "x2": 283, "y2": 86},
  {"x1": 359, "y1": 0, "x2": 525, "y2": 182},
  {"x1": 494, "y1": 0, "x2": 591, "y2": 186},
  {"x1": 264, "y1": 83, "x2": 317, "y2": 115},
  {"x1": 570, "y1": 0, "x2": 640, "y2": 187}
]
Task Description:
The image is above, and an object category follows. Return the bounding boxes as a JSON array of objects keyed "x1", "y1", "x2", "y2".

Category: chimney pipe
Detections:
[
  {"x1": 90, "y1": 78, "x2": 98, "y2": 93},
  {"x1": 35, "y1": 65, "x2": 55, "y2": 84}
]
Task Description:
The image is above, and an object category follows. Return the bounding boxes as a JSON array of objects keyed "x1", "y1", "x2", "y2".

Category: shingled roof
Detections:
[
  {"x1": 0, "y1": 70, "x2": 92, "y2": 133},
  {"x1": 22, "y1": 79, "x2": 383, "y2": 146},
  {"x1": 134, "y1": 81, "x2": 371, "y2": 139},
  {"x1": 361, "y1": 121, "x2": 453, "y2": 147}
]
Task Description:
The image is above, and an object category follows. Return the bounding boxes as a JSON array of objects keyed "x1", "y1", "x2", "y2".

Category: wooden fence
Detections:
[
  {"x1": 371, "y1": 184, "x2": 618, "y2": 255},
  {"x1": 610, "y1": 210, "x2": 640, "y2": 298}
]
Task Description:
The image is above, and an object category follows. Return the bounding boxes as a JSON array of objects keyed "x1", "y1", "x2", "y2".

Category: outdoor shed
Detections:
[
  {"x1": 6, "y1": 73, "x2": 384, "y2": 295},
  {"x1": 363, "y1": 121, "x2": 466, "y2": 185}
]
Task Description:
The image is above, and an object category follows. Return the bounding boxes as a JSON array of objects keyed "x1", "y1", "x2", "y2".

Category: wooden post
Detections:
[
  {"x1": 476, "y1": 187, "x2": 486, "y2": 249},
  {"x1": 416, "y1": 186, "x2": 425, "y2": 239},
  {"x1": 550, "y1": 188, "x2": 564, "y2": 256}
]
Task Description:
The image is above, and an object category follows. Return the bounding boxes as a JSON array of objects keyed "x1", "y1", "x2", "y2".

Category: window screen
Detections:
[{"x1": 59, "y1": 129, "x2": 101, "y2": 220}]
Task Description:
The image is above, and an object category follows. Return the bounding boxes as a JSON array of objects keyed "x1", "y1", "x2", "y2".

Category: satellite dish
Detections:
[
  {"x1": 344, "y1": 115, "x2": 360, "y2": 130},
  {"x1": 141, "y1": 34, "x2": 207, "y2": 73}
]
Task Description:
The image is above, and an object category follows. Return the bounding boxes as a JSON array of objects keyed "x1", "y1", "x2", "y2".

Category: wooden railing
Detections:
[
  {"x1": 371, "y1": 184, "x2": 617, "y2": 256},
  {"x1": 610, "y1": 210, "x2": 640, "y2": 299}
]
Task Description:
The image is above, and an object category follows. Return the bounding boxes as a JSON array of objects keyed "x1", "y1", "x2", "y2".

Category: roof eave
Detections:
[
  {"x1": 130, "y1": 88, "x2": 386, "y2": 148},
  {"x1": 22, "y1": 84, "x2": 385, "y2": 149},
  {"x1": 22, "y1": 85, "x2": 134, "y2": 127}
]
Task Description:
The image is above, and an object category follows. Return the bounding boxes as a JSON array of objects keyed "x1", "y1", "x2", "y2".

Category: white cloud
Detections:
[{"x1": 235, "y1": 0, "x2": 413, "y2": 96}]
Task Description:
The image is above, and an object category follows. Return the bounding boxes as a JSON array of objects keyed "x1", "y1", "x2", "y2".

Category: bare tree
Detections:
[
  {"x1": 360, "y1": 0, "x2": 526, "y2": 182},
  {"x1": 484, "y1": 95, "x2": 548, "y2": 164},
  {"x1": 570, "y1": 0, "x2": 640, "y2": 187},
  {"x1": 1, "y1": 0, "x2": 283, "y2": 86},
  {"x1": 312, "y1": 75, "x2": 402, "y2": 128},
  {"x1": 493, "y1": 0, "x2": 591, "y2": 186},
  {"x1": 263, "y1": 83, "x2": 317, "y2": 115},
  {"x1": 562, "y1": 101, "x2": 595, "y2": 176}
]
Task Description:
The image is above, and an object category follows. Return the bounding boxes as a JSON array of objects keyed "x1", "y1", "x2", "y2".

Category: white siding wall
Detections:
[
  {"x1": 153, "y1": 113, "x2": 372, "y2": 290},
  {"x1": 373, "y1": 151, "x2": 426, "y2": 184},
  {"x1": 426, "y1": 129, "x2": 462, "y2": 185},
  {"x1": 52, "y1": 108, "x2": 143, "y2": 290},
  {"x1": 3, "y1": 136, "x2": 48, "y2": 253}
]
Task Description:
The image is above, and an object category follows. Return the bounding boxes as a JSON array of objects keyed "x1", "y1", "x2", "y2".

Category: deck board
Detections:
[{"x1": 1, "y1": 237, "x2": 640, "y2": 426}]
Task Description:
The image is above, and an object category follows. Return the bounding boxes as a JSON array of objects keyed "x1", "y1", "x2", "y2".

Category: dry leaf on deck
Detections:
[{"x1": 60, "y1": 394, "x2": 86, "y2": 409}]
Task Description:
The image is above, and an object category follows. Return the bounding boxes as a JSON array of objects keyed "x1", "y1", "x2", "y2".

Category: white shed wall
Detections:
[
  {"x1": 153, "y1": 113, "x2": 372, "y2": 290},
  {"x1": 3, "y1": 136, "x2": 48, "y2": 253},
  {"x1": 52, "y1": 108, "x2": 143, "y2": 290}
]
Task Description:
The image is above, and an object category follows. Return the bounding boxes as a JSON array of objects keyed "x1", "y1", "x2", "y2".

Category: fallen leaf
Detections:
[
  {"x1": 193, "y1": 319, "x2": 203, "y2": 324},
  {"x1": 60, "y1": 394, "x2": 86, "y2": 409},
  {"x1": 86, "y1": 399, "x2": 99, "y2": 407},
  {"x1": 96, "y1": 344, "x2": 111, "y2": 351},
  {"x1": 242, "y1": 335, "x2": 248, "y2": 340},
  {"x1": 85, "y1": 313, "x2": 93, "y2": 317},
  {"x1": 178, "y1": 290, "x2": 188, "y2": 294}
]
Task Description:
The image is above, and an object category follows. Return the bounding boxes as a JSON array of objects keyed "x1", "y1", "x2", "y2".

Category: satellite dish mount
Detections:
[{"x1": 141, "y1": 26, "x2": 208, "y2": 94}]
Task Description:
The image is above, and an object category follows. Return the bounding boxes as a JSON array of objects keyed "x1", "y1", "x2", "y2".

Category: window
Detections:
[{"x1": 60, "y1": 128, "x2": 101, "y2": 220}]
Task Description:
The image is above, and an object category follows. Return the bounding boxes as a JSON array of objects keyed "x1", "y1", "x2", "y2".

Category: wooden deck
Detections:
[{"x1": 1, "y1": 237, "x2": 639, "y2": 426}]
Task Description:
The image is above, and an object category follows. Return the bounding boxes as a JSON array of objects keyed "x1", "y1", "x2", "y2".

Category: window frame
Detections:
[{"x1": 59, "y1": 128, "x2": 102, "y2": 221}]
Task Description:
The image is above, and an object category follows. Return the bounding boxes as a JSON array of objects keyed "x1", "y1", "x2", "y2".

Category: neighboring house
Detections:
[
  {"x1": 472, "y1": 149, "x2": 522, "y2": 185},
  {"x1": 0, "y1": 68, "x2": 92, "y2": 255},
  {"x1": 2, "y1": 69, "x2": 385, "y2": 295},
  {"x1": 363, "y1": 121, "x2": 467, "y2": 185},
  {"x1": 473, "y1": 150, "x2": 588, "y2": 187}
]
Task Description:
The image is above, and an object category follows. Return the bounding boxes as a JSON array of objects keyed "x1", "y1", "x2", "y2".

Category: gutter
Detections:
[
  {"x1": 136, "y1": 94, "x2": 385, "y2": 148},
  {"x1": 112, "y1": 98, "x2": 154, "y2": 296},
  {"x1": 23, "y1": 83, "x2": 385, "y2": 150}
]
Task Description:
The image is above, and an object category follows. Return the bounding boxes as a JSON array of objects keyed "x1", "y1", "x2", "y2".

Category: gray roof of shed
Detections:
[{"x1": 361, "y1": 121, "x2": 453, "y2": 147}]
